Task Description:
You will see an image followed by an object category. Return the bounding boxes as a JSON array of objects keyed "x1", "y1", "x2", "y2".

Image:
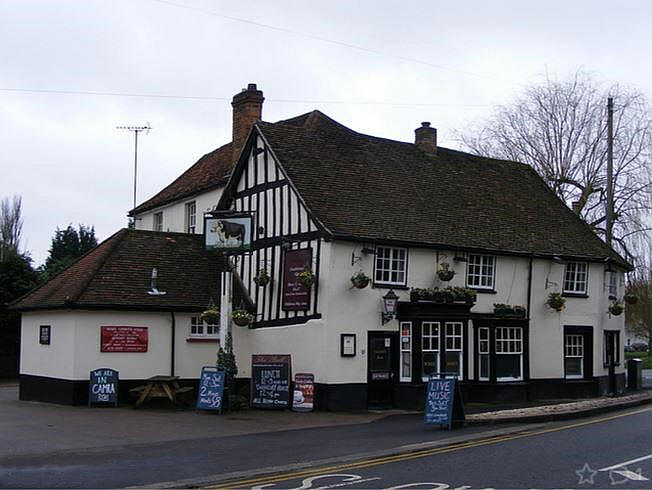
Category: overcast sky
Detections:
[{"x1": 2, "y1": 0, "x2": 651, "y2": 266}]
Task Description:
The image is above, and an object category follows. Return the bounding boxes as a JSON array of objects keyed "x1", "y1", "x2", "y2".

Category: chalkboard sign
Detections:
[
  {"x1": 89, "y1": 368, "x2": 118, "y2": 407},
  {"x1": 424, "y1": 376, "x2": 465, "y2": 430},
  {"x1": 251, "y1": 354, "x2": 291, "y2": 409},
  {"x1": 196, "y1": 366, "x2": 225, "y2": 412}
]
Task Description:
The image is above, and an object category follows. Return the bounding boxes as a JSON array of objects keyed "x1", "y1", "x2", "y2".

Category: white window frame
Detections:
[
  {"x1": 467, "y1": 254, "x2": 496, "y2": 290},
  {"x1": 399, "y1": 321, "x2": 412, "y2": 382},
  {"x1": 185, "y1": 201, "x2": 197, "y2": 234},
  {"x1": 608, "y1": 271, "x2": 618, "y2": 298},
  {"x1": 495, "y1": 326, "x2": 523, "y2": 381},
  {"x1": 190, "y1": 315, "x2": 219, "y2": 338},
  {"x1": 478, "y1": 327, "x2": 490, "y2": 381},
  {"x1": 444, "y1": 322, "x2": 463, "y2": 380},
  {"x1": 153, "y1": 212, "x2": 163, "y2": 232},
  {"x1": 374, "y1": 246, "x2": 407, "y2": 286},
  {"x1": 565, "y1": 334, "x2": 584, "y2": 379},
  {"x1": 563, "y1": 262, "x2": 588, "y2": 295},
  {"x1": 421, "y1": 322, "x2": 440, "y2": 381}
]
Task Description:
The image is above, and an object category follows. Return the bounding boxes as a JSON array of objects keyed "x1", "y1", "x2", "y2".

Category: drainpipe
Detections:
[
  {"x1": 170, "y1": 311, "x2": 176, "y2": 376},
  {"x1": 526, "y1": 254, "x2": 534, "y2": 400}
]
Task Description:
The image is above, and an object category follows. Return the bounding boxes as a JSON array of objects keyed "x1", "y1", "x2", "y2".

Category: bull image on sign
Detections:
[{"x1": 204, "y1": 212, "x2": 253, "y2": 253}]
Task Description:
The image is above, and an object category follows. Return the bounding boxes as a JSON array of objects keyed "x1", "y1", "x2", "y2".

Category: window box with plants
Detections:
[
  {"x1": 493, "y1": 304, "x2": 526, "y2": 318},
  {"x1": 232, "y1": 309, "x2": 254, "y2": 327},
  {"x1": 351, "y1": 271, "x2": 370, "y2": 289},
  {"x1": 410, "y1": 287, "x2": 476, "y2": 305}
]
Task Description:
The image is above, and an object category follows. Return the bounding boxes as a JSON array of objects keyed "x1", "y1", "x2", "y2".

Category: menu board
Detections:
[
  {"x1": 89, "y1": 368, "x2": 118, "y2": 407},
  {"x1": 282, "y1": 249, "x2": 312, "y2": 311},
  {"x1": 100, "y1": 326, "x2": 148, "y2": 352},
  {"x1": 292, "y1": 373, "x2": 315, "y2": 412},
  {"x1": 251, "y1": 354, "x2": 291, "y2": 409},
  {"x1": 424, "y1": 377, "x2": 465, "y2": 429},
  {"x1": 196, "y1": 366, "x2": 225, "y2": 412}
]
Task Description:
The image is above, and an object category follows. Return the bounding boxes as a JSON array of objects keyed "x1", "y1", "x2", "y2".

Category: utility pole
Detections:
[
  {"x1": 606, "y1": 98, "x2": 614, "y2": 246},
  {"x1": 117, "y1": 124, "x2": 151, "y2": 220}
]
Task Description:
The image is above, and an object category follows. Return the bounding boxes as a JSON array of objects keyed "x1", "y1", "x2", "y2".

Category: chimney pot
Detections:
[
  {"x1": 415, "y1": 121, "x2": 437, "y2": 154},
  {"x1": 232, "y1": 83, "x2": 264, "y2": 164}
]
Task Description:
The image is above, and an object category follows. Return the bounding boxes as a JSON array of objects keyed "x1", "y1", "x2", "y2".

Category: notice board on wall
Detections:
[
  {"x1": 251, "y1": 354, "x2": 291, "y2": 409},
  {"x1": 282, "y1": 248, "x2": 312, "y2": 311},
  {"x1": 89, "y1": 368, "x2": 118, "y2": 407},
  {"x1": 100, "y1": 326, "x2": 148, "y2": 352},
  {"x1": 196, "y1": 366, "x2": 225, "y2": 412},
  {"x1": 424, "y1": 377, "x2": 465, "y2": 430}
]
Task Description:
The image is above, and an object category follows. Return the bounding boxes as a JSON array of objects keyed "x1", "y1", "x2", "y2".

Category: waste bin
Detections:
[{"x1": 627, "y1": 358, "x2": 643, "y2": 391}]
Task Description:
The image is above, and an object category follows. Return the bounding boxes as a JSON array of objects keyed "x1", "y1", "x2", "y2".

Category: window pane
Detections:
[
  {"x1": 496, "y1": 354, "x2": 521, "y2": 379},
  {"x1": 480, "y1": 354, "x2": 489, "y2": 379},
  {"x1": 402, "y1": 353, "x2": 411, "y2": 378},
  {"x1": 565, "y1": 358, "x2": 582, "y2": 377},
  {"x1": 422, "y1": 352, "x2": 439, "y2": 379},
  {"x1": 444, "y1": 352, "x2": 461, "y2": 377}
]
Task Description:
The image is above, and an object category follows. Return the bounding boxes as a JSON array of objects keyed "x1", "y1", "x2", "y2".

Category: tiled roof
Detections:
[
  {"x1": 11, "y1": 229, "x2": 227, "y2": 311},
  {"x1": 129, "y1": 142, "x2": 233, "y2": 216},
  {"x1": 257, "y1": 111, "x2": 630, "y2": 268}
]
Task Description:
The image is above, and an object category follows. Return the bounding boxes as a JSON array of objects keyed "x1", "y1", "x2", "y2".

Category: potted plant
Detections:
[
  {"x1": 351, "y1": 271, "x2": 370, "y2": 289},
  {"x1": 201, "y1": 300, "x2": 220, "y2": 324},
  {"x1": 608, "y1": 301, "x2": 624, "y2": 316},
  {"x1": 546, "y1": 292, "x2": 566, "y2": 312},
  {"x1": 253, "y1": 269, "x2": 270, "y2": 287},
  {"x1": 232, "y1": 309, "x2": 253, "y2": 327},
  {"x1": 298, "y1": 266, "x2": 316, "y2": 287},
  {"x1": 624, "y1": 293, "x2": 638, "y2": 305},
  {"x1": 437, "y1": 262, "x2": 455, "y2": 282}
]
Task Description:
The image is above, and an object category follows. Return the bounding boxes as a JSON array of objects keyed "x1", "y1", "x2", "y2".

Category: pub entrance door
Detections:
[{"x1": 367, "y1": 331, "x2": 398, "y2": 408}]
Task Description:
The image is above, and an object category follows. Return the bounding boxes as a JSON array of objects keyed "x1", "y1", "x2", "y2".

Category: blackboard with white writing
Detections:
[
  {"x1": 89, "y1": 368, "x2": 118, "y2": 407},
  {"x1": 251, "y1": 354, "x2": 291, "y2": 409},
  {"x1": 197, "y1": 366, "x2": 225, "y2": 412},
  {"x1": 424, "y1": 377, "x2": 465, "y2": 429}
]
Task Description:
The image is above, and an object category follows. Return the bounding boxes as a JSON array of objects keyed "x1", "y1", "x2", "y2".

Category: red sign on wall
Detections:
[
  {"x1": 282, "y1": 248, "x2": 312, "y2": 311},
  {"x1": 100, "y1": 326, "x2": 148, "y2": 353}
]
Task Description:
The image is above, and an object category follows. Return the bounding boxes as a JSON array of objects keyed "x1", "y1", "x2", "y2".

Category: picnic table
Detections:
[{"x1": 130, "y1": 375, "x2": 193, "y2": 408}]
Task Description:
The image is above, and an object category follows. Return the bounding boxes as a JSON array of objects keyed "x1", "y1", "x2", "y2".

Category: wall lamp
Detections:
[{"x1": 381, "y1": 289, "x2": 399, "y2": 325}]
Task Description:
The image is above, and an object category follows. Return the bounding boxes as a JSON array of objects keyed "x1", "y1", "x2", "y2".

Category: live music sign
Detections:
[{"x1": 100, "y1": 326, "x2": 148, "y2": 353}]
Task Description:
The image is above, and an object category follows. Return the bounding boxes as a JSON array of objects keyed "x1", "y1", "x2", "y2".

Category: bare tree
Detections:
[
  {"x1": 0, "y1": 195, "x2": 23, "y2": 261},
  {"x1": 459, "y1": 71, "x2": 652, "y2": 261}
]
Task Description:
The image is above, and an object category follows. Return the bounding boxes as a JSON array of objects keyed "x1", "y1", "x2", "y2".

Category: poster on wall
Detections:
[
  {"x1": 282, "y1": 248, "x2": 312, "y2": 311},
  {"x1": 251, "y1": 354, "x2": 291, "y2": 409},
  {"x1": 100, "y1": 326, "x2": 148, "y2": 352},
  {"x1": 204, "y1": 211, "x2": 253, "y2": 253}
]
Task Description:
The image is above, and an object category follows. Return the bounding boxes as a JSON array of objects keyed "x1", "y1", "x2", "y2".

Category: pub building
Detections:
[{"x1": 12, "y1": 84, "x2": 630, "y2": 409}]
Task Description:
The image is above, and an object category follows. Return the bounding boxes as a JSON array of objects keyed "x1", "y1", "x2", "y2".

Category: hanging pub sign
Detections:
[
  {"x1": 424, "y1": 375, "x2": 465, "y2": 430},
  {"x1": 204, "y1": 211, "x2": 253, "y2": 254},
  {"x1": 196, "y1": 366, "x2": 225, "y2": 412},
  {"x1": 251, "y1": 354, "x2": 291, "y2": 409},
  {"x1": 282, "y1": 248, "x2": 312, "y2": 311},
  {"x1": 89, "y1": 368, "x2": 119, "y2": 407},
  {"x1": 100, "y1": 326, "x2": 148, "y2": 353},
  {"x1": 292, "y1": 372, "x2": 315, "y2": 412}
]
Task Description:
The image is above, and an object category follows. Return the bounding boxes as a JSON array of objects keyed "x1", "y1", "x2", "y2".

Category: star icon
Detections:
[{"x1": 576, "y1": 463, "x2": 598, "y2": 485}]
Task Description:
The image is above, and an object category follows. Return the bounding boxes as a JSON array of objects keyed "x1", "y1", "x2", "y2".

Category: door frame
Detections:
[{"x1": 367, "y1": 330, "x2": 399, "y2": 407}]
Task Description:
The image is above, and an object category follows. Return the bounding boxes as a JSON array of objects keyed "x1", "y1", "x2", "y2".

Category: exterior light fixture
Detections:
[
  {"x1": 147, "y1": 267, "x2": 167, "y2": 296},
  {"x1": 381, "y1": 289, "x2": 399, "y2": 325}
]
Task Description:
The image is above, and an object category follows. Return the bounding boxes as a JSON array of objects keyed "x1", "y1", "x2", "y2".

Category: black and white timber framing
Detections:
[{"x1": 219, "y1": 131, "x2": 326, "y2": 328}]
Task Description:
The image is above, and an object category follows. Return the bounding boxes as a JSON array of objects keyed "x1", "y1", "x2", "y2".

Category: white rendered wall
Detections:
[
  {"x1": 134, "y1": 187, "x2": 224, "y2": 233},
  {"x1": 21, "y1": 310, "x2": 222, "y2": 380}
]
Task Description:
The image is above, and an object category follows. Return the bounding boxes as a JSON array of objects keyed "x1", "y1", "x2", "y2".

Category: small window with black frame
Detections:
[{"x1": 39, "y1": 325, "x2": 51, "y2": 345}]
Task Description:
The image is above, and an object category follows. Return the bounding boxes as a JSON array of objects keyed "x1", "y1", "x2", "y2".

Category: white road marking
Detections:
[
  {"x1": 599, "y1": 453, "x2": 652, "y2": 471},
  {"x1": 610, "y1": 469, "x2": 649, "y2": 482}
]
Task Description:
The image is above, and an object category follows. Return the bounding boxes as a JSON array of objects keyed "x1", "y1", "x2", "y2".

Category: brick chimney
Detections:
[
  {"x1": 415, "y1": 122, "x2": 437, "y2": 154},
  {"x1": 232, "y1": 83, "x2": 264, "y2": 164}
]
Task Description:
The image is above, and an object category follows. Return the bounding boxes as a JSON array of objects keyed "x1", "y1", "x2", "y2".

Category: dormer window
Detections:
[{"x1": 563, "y1": 262, "x2": 588, "y2": 295}]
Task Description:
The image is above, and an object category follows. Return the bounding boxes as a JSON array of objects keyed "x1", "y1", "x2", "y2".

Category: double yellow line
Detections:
[{"x1": 209, "y1": 406, "x2": 652, "y2": 489}]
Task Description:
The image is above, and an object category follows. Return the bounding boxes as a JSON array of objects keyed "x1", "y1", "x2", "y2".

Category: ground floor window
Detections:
[
  {"x1": 445, "y1": 322, "x2": 463, "y2": 378},
  {"x1": 400, "y1": 322, "x2": 412, "y2": 382},
  {"x1": 190, "y1": 315, "x2": 219, "y2": 337},
  {"x1": 563, "y1": 325, "x2": 593, "y2": 380},
  {"x1": 603, "y1": 330, "x2": 621, "y2": 367},
  {"x1": 421, "y1": 322, "x2": 440, "y2": 381},
  {"x1": 474, "y1": 322, "x2": 528, "y2": 383}
]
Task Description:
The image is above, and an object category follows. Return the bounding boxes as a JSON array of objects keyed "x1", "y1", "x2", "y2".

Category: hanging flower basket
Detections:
[
  {"x1": 436, "y1": 262, "x2": 455, "y2": 282},
  {"x1": 254, "y1": 269, "x2": 270, "y2": 287},
  {"x1": 608, "y1": 301, "x2": 624, "y2": 316},
  {"x1": 546, "y1": 292, "x2": 566, "y2": 312},
  {"x1": 298, "y1": 267, "x2": 316, "y2": 287},
  {"x1": 351, "y1": 271, "x2": 370, "y2": 289},
  {"x1": 232, "y1": 309, "x2": 253, "y2": 327},
  {"x1": 624, "y1": 293, "x2": 638, "y2": 305},
  {"x1": 201, "y1": 307, "x2": 220, "y2": 324}
]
